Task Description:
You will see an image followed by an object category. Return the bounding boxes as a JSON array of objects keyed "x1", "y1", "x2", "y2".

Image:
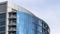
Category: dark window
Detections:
[
  {"x1": 0, "y1": 13, "x2": 6, "y2": 26},
  {"x1": 0, "y1": 32, "x2": 5, "y2": 34},
  {"x1": 0, "y1": 21, "x2": 5, "y2": 26},
  {"x1": 0, "y1": 13, "x2": 6, "y2": 34},
  {"x1": 0, "y1": 26, "x2": 5, "y2": 31},
  {"x1": 0, "y1": 13, "x2": 6, "y2": 19}
]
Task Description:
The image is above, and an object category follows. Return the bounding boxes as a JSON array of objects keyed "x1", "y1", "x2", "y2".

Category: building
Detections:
[{"x1": 0, "y1": 1, "x2": 50, "y2": 34}]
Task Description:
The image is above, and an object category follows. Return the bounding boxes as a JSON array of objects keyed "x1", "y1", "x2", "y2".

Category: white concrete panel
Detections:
[{"x1": 7, "y1": 1, "x2": 34, "y2": 15}]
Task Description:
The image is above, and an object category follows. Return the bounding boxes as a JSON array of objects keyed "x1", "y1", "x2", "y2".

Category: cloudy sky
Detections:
[{"x1": 0, "y1": 0, "x2": 60, "y2": 34}]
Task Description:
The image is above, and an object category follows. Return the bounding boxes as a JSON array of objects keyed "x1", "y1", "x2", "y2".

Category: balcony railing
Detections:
[
  {"x1": 9, "y1": 32, "x2": 16, "y2": 34},
  {"x1": 9, "y1": 28, "x2": 16, "y2": 31},
  {"x1": 9, "y1": 15, "x2": 16, "y2": 18},
  {"x1": 9, "y1": 22, "x2": 16, "y2": 25}
]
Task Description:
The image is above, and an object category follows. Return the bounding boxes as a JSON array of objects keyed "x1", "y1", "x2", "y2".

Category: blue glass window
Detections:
[
  {"x1": 0, "y1": 26, "x2": 5, "y2": 31},
  {"x1": 0, "y1": 13, "x2": 6, "y2": 34},
  {"x1": 0, "y1": 21, "x2": 5, "y2": 26},
  {"x1": 16, "y1": 11, "x2": 42, "y2": 34},
  {"x1": 0, "y1": 32, "x2": 5, "y2": 34}
]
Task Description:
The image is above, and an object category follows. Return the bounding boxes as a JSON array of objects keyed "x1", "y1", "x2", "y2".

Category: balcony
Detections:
[
  {"x1": 9, "y1": 15, "x2": 16, "y2": 19},
  {"x1": 8, "y1": 31, "x2": 16, "y2": 34},
  {"x1": 9, "y1": 19, "x2": 16, "y2": 25},
  {"x1": 9, "y1": 12, "x2": 16, "y2": 19},
  {"x1": 9, "y1": 27, "x2": 16, "y2": 31},
  {"x1": 9, "y1": 22, "x2": 16, "y2": 25}
]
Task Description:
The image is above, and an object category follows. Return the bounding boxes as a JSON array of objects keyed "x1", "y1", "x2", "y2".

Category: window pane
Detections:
[{"x1": 0, "y1": 26, "x2": 5, "y2": 31}]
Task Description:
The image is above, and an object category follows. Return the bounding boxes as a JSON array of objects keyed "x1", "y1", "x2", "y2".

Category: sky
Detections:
[{"x1": 0, "y1": 0, "x2": 60, "y2": 34}]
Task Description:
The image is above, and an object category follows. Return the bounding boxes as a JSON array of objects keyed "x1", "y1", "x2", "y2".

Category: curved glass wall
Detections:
[
  {"x1": 16, "y1": 11, "x2": 50, "y2": 34},
  {"x1": 42, "y1": 21, "x2": 50, "y2": 34}
]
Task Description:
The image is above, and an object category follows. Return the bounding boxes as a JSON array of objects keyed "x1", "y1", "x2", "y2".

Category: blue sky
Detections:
[{"x1": 0, "y1": 0, "x2": 60, "y2": 34}]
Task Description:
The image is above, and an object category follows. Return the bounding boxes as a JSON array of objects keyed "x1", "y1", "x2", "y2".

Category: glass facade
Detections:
[
  {"x1": 17, "y1": 11, "x2": 34, "y2": 34},
  {"x1": 16, "y1": 11, "x2": 50, "y2": 34},
  {"x1": 42, "y1": 21, "x2": 50, "y2": 34},
  {"x1": 0, "y1": 11, "x2": 50, "y2": 34},
  {"x1": 0, "y1": 13, "x2": 6, "y2": 34}
]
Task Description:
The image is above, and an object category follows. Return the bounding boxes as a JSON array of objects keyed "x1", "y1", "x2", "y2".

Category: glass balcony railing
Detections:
[
  {"x1": 9, "y1": 22, "x2": 16, "y2": 25},
  {"x1": 9, "y1": 27, "x2": 16, "y2": 31},
  {"x1": 9, "y1": 15, "x2": 16, "y2": 18},
  {"x1": 9, "y1": 32, "x2": 16, "y2": 34},
  {"x1": 9, "y1": 20, "x2": 16, "y2": 25}
]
